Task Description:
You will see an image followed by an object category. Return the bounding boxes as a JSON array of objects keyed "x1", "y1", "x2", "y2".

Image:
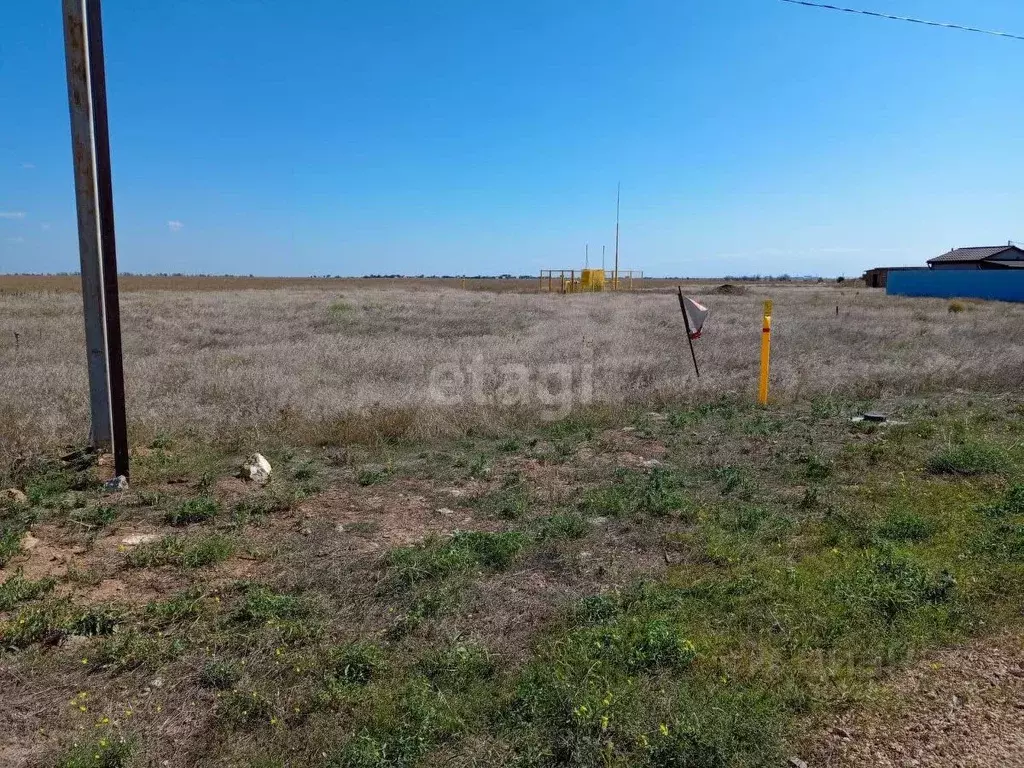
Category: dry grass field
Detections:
[
  {"x1": 1, "y1": 277, "x2": 1023, "y2": 767},
  {"x1": 1, "y1": 279, "x2": 1021, "y2": 467}
]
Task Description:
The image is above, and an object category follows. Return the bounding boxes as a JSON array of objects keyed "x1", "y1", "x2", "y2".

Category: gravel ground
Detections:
[{"x1": 810, "y1": 631, "x2": 1024, "y2": 767}]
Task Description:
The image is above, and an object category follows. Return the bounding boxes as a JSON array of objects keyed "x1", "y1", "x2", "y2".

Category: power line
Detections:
[{"x1": 779, "y1": 0, "x2": 1024, "y2": 42}]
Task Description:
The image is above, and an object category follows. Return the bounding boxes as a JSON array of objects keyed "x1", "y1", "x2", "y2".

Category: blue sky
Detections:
[{"x1": 2, "y1": 1, "x2": 1023, "y2": 278}]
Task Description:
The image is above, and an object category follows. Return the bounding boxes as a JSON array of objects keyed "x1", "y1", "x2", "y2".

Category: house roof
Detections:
[{"x1": 928, "y1": 245, "x2": 1023, "y2": 264}]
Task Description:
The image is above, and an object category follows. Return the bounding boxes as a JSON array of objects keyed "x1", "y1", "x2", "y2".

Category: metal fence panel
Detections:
[{"x1": 887, "y1": 269, "x2": 1024, "y2": 302}]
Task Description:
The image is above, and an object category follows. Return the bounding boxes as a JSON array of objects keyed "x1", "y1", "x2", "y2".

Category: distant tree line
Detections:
[{"x1": 15, "y1": 271, "x2": 847, "y2": 281}]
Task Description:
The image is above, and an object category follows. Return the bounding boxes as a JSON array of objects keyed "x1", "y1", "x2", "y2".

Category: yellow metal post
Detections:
[{"x1": 758, "y1": 299, "x2": 772, "y2": 405}]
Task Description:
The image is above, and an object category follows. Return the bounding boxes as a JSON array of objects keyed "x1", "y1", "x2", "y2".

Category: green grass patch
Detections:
[
  {"x1": 418, "y1": 643, "x2": 495, "y2": 690},
  {"x1": 978, "y1": 484, "x2": 1024, "y2": 518},
  {"x1": 926, "y1": 441, "x2": 1008, "y2": 476},
  {"x1": 496, "y1": 437, "x2": 522, "y2": 453},
  {"x1": 388, "y1": 530, "x2": 528, "y2": 588},
  {"x1": 165, "y1": 495, "x2": 220, "y2": 526},
  {"x1": 532, "y1": 513, "x2": 591, "y2": 542},
  {"x1": 0, "y1": 505, "x2": 35, "y2": 567},
  {"x1": 326, "y1": 678, "x2": 466, "y2": 767},
  {"x1": 217, "y1": 688, "x2": 280, "y2": 729},
  {"x1": 125, "y1": 533, "x2": 234, "y2": 568},
  {"x1": 875, "y1": 508, "x2": 938, "y2": 542},
  {"x1": 579, "y1": 467, "x2": 688, "y2": 518},
  {"x1": 69, "y1": 504, "x2": 118, "y2": 529},
  {"x1": 145, "y1": 588, "x2": 207, "y2": 627},
  {"x1": 200, "y1": 659, "x2": 242, "y2": 690},
  {"x1": 325, "y1": 641, "x2": 386, "y2": 687},
  {"x1": 1, "y1": 600, "x2": 120, "y2": 651},
  {"x1": 94, "y1": 629, "x2": 186, "y2": 672},
  {"x1": 229, "y1": 582, "x2": 317, "y2": 643},
  {"x1": 473, "y1": 476, "x2": 530, "y2": 520},
  {"x1": 55, "y1": 737, "x2": 137, "y2": 768},
  {"x1": 357, "y1": 467, "x2": 391, "y2": 487},
  {"x1": 0, "y1": 570, "x2": 56, "y2": 611},
  {"x1": 25, "y1": 466, "x2": 81, "y2": 506}
]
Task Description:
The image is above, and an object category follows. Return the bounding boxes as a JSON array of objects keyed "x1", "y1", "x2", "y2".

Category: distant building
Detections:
[
  {"x1": 862, "y1": 266, "x2": 918, "y2": 288},
  {"x1": 927, "y1": 244, "x2": 1024, "y2": 270}
]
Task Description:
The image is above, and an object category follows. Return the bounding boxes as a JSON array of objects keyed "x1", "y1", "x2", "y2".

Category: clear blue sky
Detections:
[{"x1": 2, "y1": 1, "x2": 1023, "y2": 278}]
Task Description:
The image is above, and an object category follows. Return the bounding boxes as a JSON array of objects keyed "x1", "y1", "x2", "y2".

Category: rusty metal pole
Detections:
[{"x1": 63, "y1": 0, "x2": 129, "y2": 478}]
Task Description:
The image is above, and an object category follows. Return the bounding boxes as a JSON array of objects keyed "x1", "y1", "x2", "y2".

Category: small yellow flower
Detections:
[
  {"x1": 270, "y1": 717, "x2": 278, "y2": 725},
  {"x1": 659, "y1": 723, "x2": 670, "y2": 737},
  {"x1": 81, "y1": 658, "x2": 88, "y2": 664},
  {"x1": 600, "y1": 715, "x2": 610, "y2": 731}
]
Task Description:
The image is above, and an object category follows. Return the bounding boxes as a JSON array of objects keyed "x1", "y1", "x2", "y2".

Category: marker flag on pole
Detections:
[{"x1": 681, "y1": 296, "x2": 710, "y2": 340}]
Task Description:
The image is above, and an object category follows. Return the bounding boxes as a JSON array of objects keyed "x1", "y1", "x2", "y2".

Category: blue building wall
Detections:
[{"x1": 887, "y1": 269, "x2": 1024, "y2": 302}]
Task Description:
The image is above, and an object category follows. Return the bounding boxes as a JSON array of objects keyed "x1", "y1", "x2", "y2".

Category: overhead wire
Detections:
[{"x1": 779, "y1": 0, "x2": 1024, "y2": 42}]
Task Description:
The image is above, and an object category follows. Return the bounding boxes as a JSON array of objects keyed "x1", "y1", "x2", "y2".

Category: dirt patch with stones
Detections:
[{"x1": 294, "y1": 478, "x2": 503, "y2": 555}]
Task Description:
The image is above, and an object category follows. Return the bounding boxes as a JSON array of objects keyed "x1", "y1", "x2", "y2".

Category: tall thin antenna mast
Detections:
[
  {"x1": 613, "y1": 183, "x2": 620, "y2": 290},
  {"x1": 585, "y1": 243, "x2": 589, "y2": 268},
  {"x1": 602, "y1": 245, "x2": 606, "y2": 271}
]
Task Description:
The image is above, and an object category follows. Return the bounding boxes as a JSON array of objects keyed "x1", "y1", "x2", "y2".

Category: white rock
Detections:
[
  {"x1": 2, "y1": 488, "x2": 28, "y2": 505},
  {"x1": 121, "y1": 533, "x2": 161, "y2": 546},
  {"x1": 104, "y1": 475, "x2": 128, "y2": 492},
  {"x1": 640, "y1": 459, "x2": 663, "y2": 468},
  {"x1": 21, "y1": 533, "x2": 40, "y2": 551},
  {"x1": 436, "y1": 508, "x2": 455, "y2": 516},
  {"x1": 243, "y1": 453, "x2": 272, "y2": 484}
]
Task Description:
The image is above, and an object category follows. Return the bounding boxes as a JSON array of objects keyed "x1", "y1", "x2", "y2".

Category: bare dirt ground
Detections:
[{"x1": 811, "y1": 631, "x2": 1024, "y2": 767}]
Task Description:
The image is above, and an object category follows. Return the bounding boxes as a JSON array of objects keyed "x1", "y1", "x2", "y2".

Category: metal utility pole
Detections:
[
  {"x1": 613, "y1": 183, "x2": 620, "y2": 290},
  {"x1": 63, "y1": 0, "x2": 129, "y2": 479}
]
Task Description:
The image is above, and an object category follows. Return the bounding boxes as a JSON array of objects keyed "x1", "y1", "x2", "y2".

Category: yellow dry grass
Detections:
[{"x1": 1, "y1": 279, "x2": 1021, "y2": 468}]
